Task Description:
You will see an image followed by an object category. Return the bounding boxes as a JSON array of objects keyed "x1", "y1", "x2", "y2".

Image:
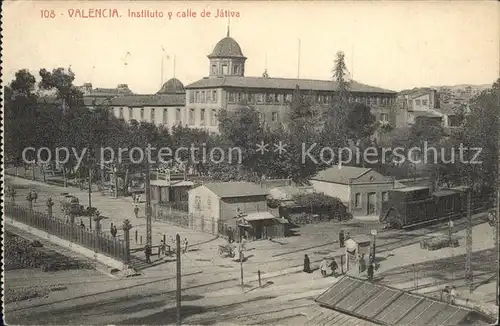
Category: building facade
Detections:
[
  {"x1": 310, "y1": 166, "x2": 395, "y2": 218},
  {"x1": 185, "y1": 34, "x2": 398, "y2": 133}
]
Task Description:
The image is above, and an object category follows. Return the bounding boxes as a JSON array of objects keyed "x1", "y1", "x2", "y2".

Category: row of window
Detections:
[
  {"x1": 415, "y1": 99, "x2": 429, "y2": 106},
  {"x1": 187, "y1": 108, "x2": 218, "y2": 126},
  {"x1": 354, "y1": 192, "x2": 389, "y2": 208},
  {"x1": 211, "y1": 64, "x2": 241, "y2": 76},
  {"x1": 189, "y1": 90, "x2": 219, "y2": 104},
  {"x1": 118, "y1": 107, "x2": 182, "y2": 124},
  {"x1": 226, "y1": 92, "x2": 396, "y2": 106}
]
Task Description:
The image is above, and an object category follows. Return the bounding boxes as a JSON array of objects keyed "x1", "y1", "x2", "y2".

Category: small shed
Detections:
[
  {"x1": 237, "y1": 211, "x2": 287, "y2": 240},
  {"x1": 344, "y1": 235, "x2": 371, "y2": 274},
  {"x1": 150, "y1": 180, "x2": 194, "y2": 203}
]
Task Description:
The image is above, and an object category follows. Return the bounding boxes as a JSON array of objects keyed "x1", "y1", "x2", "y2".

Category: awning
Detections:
[{"x1": 244, "y1": 211, "x2": 276, "y2": 221}]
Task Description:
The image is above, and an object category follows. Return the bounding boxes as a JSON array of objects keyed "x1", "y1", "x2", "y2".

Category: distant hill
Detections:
[{"x1": 430, "y1": 84, "x2": 491, "y2": 91}]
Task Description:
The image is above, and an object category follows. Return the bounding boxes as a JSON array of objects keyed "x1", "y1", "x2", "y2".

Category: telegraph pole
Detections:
[
  {"x1": 176, "y1": 233, "x2": 181, "y2": 325},
  {"x1": 495, "y1": 190, "x2": 499, "y2": 306},
  {"x1": 465, "y1": 189, "x2": 473, "y2": 293},
  {"x1": 145, "y1": 146, "x2": 152, "y2": 248}
]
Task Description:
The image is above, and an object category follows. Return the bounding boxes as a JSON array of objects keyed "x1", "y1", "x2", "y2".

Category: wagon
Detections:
[
  {"x1": 420, "y1": 236, "x2": 459, "y2": 251},
  {"x1": 218, "y1": 244, "x2": 236, "y2": 258}
]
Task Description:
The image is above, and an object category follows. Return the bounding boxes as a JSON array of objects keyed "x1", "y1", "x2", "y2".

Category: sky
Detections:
[{"x1": 2, "y1": 1, "x2": 499, "y2": 94}]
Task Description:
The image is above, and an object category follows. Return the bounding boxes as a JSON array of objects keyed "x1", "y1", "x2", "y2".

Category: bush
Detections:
[{"x1": 292, "y1": 193, "x2": 350, "y2": 221}]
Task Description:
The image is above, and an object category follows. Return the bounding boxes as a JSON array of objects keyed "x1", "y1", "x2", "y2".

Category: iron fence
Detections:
[{"x1": 5, "y1": 203, "x2": 128, "y2": 263}]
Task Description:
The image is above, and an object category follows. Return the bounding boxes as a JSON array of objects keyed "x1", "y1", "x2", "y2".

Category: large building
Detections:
[{"x1": 104, "y1": 31, "x2": 398, "y2": 132}]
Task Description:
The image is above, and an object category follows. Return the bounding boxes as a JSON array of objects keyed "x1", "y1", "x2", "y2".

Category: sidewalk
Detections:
[{"x1": 5, "y1": 175, "x2": 215, "y2": 258}]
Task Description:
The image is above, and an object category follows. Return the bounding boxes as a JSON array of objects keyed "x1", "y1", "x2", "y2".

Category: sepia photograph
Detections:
[{"x1": 2, "y1": 0, "x2": 499, "y2": 325}]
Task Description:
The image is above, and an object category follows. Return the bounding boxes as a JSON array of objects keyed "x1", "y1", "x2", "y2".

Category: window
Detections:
[
  {"x1": 415, "y1": 99, "x2": 421, "y2": 106},
  {"x1": 212, "y1": 90, "x2": 217, "y2": 102},
  {"x1": 119, "y1": 107, "x2": 124, "y2": 119},
  {"x1": 222, "y1": 64, "x2": 228, "y2": 75},
  {"x1": 382, "y1": 192, "x2": 389, "y2": 202},
  {"x1": 285, "y1": 94, "x2": 292, "y2": 103},
  {"x1": 211, "y1": 109, "x2": 217, "y2": 126},
  {"x1": 380, "y1": 113, "x2": 389, "y2": 122},
  {"x1": 355, "y1": 193, "x2": 361, "y2": 208},
  {"x1": 189, "y1": 109, "x2": 195, "y2": 125},
  {"x1": 207, "y1": 197, "x2": 211, "y2": 210},
  {"x1": 256, "y1": 93, "x2": 264, "y2": 104},
  {"x1": 233, "y1": 65, "x2": 239, "y2": 75},
  {"x1": 201, "y1": 91, "x2": 206, "y2": 103},
  {"x1": 129, "y1": 107, "x2": 133, "y2": 119},
  {"x1": 140, "y1": 108, "x2": 145, "y2": 121},
  {"x1": 176, "y1": 108, "x2": 181, "y2": 122},
  {"x1": 258, "y1": 112, "x2": 265, "y2": 124},
  {"x1": 271, "y1": 112, "x2": 278, "y2": 122},
  {"x1": 234, "y1": 92, "x2": 241, "y2": 103},
  {"x1": 200, "y1": 109, "x2": 205, "y2": 125},
  {"x1": 247, "y1": 93, "x2": 254, "y2": 103},
  {"x1": 189, "y1": 91, "x2": 194, "y2": 103},
  {"x1": 228, "y1": 92, "x2": 235, "y2": 103},
  {"x1": 211, "y1": 65, "x2": 217, "y2": 75},
  {"x1": 163, "y1": 108, "x2": 168, "y2": 124},
  {"x1": 151, "y1": 108, "x2": 155, "y2": 122},
  {"x1": 422, "y1": 99, "x2": 428, "y2": 106},
  {"x1": 195, "y1": 195, "x2": 201, "y2": 210},
  {"x1": 266, "y1": 93, "x2": 274, "y2": 103},
  {"x1": 195, "y1": 91, "x2": 200, "y2": 103}
]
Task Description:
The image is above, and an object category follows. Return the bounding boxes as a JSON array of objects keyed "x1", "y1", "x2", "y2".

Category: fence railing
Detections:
[{"x1": 5, "y1": 203, "x2": 128, "y2": 263}]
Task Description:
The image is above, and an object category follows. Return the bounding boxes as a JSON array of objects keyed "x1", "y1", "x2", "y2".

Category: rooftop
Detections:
[
  {"x1": 186, "y1": 76, "x2": 396, "y2": 94},
  {"x1": 110, "y1": 94, "x2": 186, "y2": 107},
  {"x1": 392, "y1": 186, "x2": 429, "y2": 192},
  {"x1": 200, "y1": 181, "x2": 269, "y2": 198},
  {"x1": 208, "y1": 36, "x2": 246, "y2": 59},
  {"x1": 312, "y1": 166, "x2": 390, "y2": 184},
  {"x1": 316, "y1": 276, "x2": 493, "y2": 326}
]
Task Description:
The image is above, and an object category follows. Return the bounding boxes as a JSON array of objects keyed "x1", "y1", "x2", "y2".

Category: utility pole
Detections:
[
  {"x1": 465, "y1": 189, "x2": 473, "y2": 293},
  {"x1": 145, "y1": 147, "x2": 152, "y2": 248},
  {"x1": 176, "y1": 233, "x2": 181, "y2": 325},
  {"x1": 240, "y1": 248, "x2": 244, "y2": 291},
  {"x1": 495, "y1": 190, "x2": 499, "y2": 306}
]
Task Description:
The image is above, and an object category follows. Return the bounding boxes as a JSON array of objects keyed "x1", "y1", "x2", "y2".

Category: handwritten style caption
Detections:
[{"x1": 40, "y1": 8, "x2": 241, "y2": 19}]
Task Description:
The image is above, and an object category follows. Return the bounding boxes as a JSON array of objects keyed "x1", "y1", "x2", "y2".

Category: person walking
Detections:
[
  {"x1": 367, "y1": 262, "x2": 374, "y2": 281},
  {"x1": 303, "y1": 254, "x2": 311, "y2": 273},
  {"x1": 159, "y1": 240, "x2": 166, "y2": 256},
  {"x1": 145, "y1": 244, "x2": 152, "y2": 263},
  {"x1": 183, "y1": 238, "x2": 188, "y2": 253},
  {"x1": 339, "y1": 230, "x2": 345, "y2": 248},
  {"x1": 31, "y1": 190, "x2": 38, "y2": 203},
  {"x1": 134, "y1": 203, "x2": 140, "y2": 218},
  {"x1": 80, "y1": 220, "x2": 85, "y2": 229},
  {"x1": 112, "y1": 225, "x2": 118, "y2": 238},
  {"x1": 330, "y1": 258, "x2": 339, "y2": 276},
  {"x1": 320, "y1": 258, "x2": 328, "y2": 277}
]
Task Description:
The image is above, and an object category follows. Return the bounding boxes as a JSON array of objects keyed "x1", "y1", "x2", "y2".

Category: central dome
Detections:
[
  {"x1": 157, "y1": 78, "x2": 185, "y2": 94},
  {"x1": 208, "y1": 37, "x2": 245, "y2": 58}
]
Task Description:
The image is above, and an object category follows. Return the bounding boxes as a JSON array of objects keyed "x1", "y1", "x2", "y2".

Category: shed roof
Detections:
[
  {"x1": 315, "y1": 276, "x2": 492, "y2": 326},
  {"x1": 392, "y1": 186, "x2": 429, "y2": 192},
  {"x1": 201, "y1": 181, "x2": 269, "y2": 198},
  {"x1": 186, "y1": 76, "x2": 396, "y2": 94},
  {"x1": 244, "y1": 211, "x2": 276, "y2": 221}
]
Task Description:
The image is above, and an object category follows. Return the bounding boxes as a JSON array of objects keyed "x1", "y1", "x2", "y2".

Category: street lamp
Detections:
[{"x1": 370, "y1": 229, "x2": 377, "y2": 264}]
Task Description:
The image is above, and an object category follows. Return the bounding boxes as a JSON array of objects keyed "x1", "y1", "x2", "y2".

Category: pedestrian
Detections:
[
  {"x1": 132, "y1": 193, "x2": 136, "y2": 203},
  {"x1": 320, "y1": 258, "x2": 328, "y2": 277},
  {"x1": 303, "y1": 254, "x2": 311, "y2": 273},
  {"x1": 339, "y1": 230, "x2": 345, "y2": 248},
  {"x1": 134, "y1": 203, "x2": 140, "y2": 218},
  {"x1": 159, "y1": 240, "x2": 166, "y2": 256},
  {"x1": 450, "y1": 286, "x2": 457, "y2": 304},
  {"x1": 80, "y1": 220, "x2": 85, "y2": 229},
  {"x1": 32, "y1": 190, "x2": 38, "y2": 203},
  {"x1": 367, "y1": 262, "x2": 374, "y2": 281},
  {"x1": 137, "y1": 195, "x2": 142, "y2": 203},
  {"x1": 330, "y1": 259, "x2": 339, "y2": 276},
  {"x1": 112, "y1": 225, "x2": 118, "y2": 238},
  {"x1": 359, "y1": 254, "x2": 366, "y2": 273},
  {"x1": 145, "y1": 244, "x2": 152, "y2": 263},
  {"x1": 183, "y1": 238, "x2": 188, "y2": 253}
]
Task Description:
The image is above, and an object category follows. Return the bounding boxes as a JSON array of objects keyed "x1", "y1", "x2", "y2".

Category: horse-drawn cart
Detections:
[{"x1": 218, "y1": 243, "x2": 236, "y2": 258}]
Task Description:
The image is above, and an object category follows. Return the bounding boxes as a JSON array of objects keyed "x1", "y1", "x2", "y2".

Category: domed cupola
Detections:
[
  {"x1": 157, "y1": 78, "x2": 185, "y2": 94},
  {"x1": 207, "y1": 27, "x2": 246, "y2": 78}
]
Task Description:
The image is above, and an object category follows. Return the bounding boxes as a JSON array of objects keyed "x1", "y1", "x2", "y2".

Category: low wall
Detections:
[{"x1": 6, "y1": 217, "x2": 125, "y2": 271}]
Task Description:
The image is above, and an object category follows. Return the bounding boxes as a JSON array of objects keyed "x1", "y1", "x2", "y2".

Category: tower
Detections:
[{"x1": 207, "y1": 27, "x2": 246, "y2": 78}]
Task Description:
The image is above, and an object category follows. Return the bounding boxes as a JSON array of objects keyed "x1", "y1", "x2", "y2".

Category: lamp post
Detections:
[
  {"x1": 370, "y1": 229, "x2": 377, "y2": 264},
  {"x1": 448, "y1": 220, "x2": 454, "y2": 243}
]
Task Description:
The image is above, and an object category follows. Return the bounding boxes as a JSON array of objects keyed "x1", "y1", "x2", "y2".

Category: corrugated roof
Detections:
[
  {"x1": 186, "y1": 76, "x2": 396, "y2": 94},
  {"x1": 202, "y1": 181, "x2": 269, "y2": 198},
  {"x1": 312, "y1": 166, "x2": 371, "y2": 184},
  {"x1": 110, "y1": 94, "x2": 186, "y2": 107},
  {"x1": 315, "y1": 276, "x2": 492, "y2": 326}
]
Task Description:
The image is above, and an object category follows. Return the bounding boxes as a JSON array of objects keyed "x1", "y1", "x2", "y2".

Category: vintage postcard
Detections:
[{"x1": 2, "y1": 0, "x2": 499, "y2": 325}]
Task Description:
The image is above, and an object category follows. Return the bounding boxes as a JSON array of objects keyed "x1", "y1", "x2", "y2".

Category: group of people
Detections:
[
  {"x1": 144, "y1": 237, "x2": 189, "y2": 263},
  {"x1": 303, "y1": 254, "x2": 340, "y2": 277}
]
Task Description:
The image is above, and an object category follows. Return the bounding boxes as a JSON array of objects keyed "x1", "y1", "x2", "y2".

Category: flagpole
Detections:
[
  {"x1": 173, "y1": 55, "x2": 176, "y2": 78},
  {"x1": 297, "y1": 38, "x2": 301, "y2": 79},
  {"x1": 161, "y1": 47, "x2": 164, "y2": 87}
]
